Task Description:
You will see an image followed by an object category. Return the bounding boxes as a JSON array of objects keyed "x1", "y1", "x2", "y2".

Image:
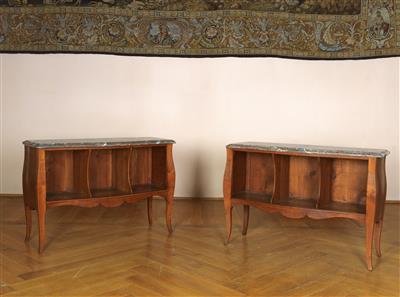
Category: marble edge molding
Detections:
[
  {"x1": 23, "y1": 137, "x2": 176, "y2": 148},
  {"x1": 227, "y1": 142, "x2": 390, "y2": 158}
]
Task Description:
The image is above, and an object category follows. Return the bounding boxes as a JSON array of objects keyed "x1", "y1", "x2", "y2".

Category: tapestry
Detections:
[{"x1": 0, "y1": 0, "x2": 399, "y2": 58}]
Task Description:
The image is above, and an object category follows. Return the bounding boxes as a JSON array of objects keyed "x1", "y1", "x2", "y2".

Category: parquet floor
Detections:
[{"x1": 1, "y1": 197, "x2": 399, "y2": 296}]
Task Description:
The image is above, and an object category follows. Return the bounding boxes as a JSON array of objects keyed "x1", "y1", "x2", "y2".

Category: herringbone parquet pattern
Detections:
[{"x1": 1, "y1": 197, "x2": 399, "y2": 296}]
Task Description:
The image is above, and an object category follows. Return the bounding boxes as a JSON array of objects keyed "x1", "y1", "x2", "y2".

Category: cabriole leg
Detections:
[
  {"x1": 24, "y1": 205, "x2": 32, "y2": 241},
  {"x1": 165, "y1": 195, "x2": 173, "y2": 234},
  {"x1": 242, "y1": 205, "x2": 250, "y2": 235},
  {"x1": 37, "y1": 203, "x2": 46, "y2": 253},
  {"x1": 224, "y1": 202, "x2": 232, "y2": 244},
  {"x1": 374, "y1": 219, "x2": 384, "y2": 257},
  {"x1": 147, "y1": 197, "x2": 153, "y2": 225}
]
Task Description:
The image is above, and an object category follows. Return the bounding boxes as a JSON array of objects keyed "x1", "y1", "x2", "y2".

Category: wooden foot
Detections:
[
  {"x1": 24, "y1": 205, "x2": 32, "y2": 241},
  {"x1": 165, "y1": 197, "x2": 173, "y2": 234},
  {"x1": 242, "y1": 205, "x2": 249, "y2": 236},
  {"x1": 374, "y1": 220, "x2": 383, "y2": 257},
  {"x1": 224, "y1": 205, "x2": 232, "y2": 244},
  {"x1": 365, "y1": 219, "x2": 375, "y2": 271},
  {"x1": 147, "y1": 197, "x2": 153, "y2": 226}
]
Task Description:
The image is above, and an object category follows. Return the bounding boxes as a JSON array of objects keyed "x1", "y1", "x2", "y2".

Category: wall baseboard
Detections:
[{"x1": 1, "y1": 193, "x2": 399, "y2": 203}]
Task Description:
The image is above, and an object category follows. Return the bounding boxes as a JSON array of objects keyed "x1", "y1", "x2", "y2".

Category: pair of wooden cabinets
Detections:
[{"x1": 22, "y1": 138, "x2": 389, "y2": 271}]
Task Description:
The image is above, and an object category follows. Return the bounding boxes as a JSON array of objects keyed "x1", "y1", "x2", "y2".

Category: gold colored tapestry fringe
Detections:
[{"x1": 0, "y1": 0, "x2": 399, "y2": 58}]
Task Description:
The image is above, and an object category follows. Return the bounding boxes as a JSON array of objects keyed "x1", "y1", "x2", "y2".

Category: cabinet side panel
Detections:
[
  {"x1": 289, "y1": 156, "x2": 320, "y2": 200},
  {"x1": 331, "y1": 159, "x2": 368, "y2": 204},
  {"x1": 23, "y1": 146, "x2": 37, "y2": 209},
  {"x1": 246, "y1": 153, "x2": 274, "y2": 195},
  {"x1": 375, "y1": 158, "x2": 387, "y2": 220}
]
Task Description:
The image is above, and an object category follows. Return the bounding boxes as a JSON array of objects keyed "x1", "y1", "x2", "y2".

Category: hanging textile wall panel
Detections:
[{"x1": 0, "y1": 0, "x2": 399, "y2": 59}]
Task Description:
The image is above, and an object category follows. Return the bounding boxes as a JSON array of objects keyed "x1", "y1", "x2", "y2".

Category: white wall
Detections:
[{"x1": 0, "y1": 55, "x2": 399, "y2": 199}]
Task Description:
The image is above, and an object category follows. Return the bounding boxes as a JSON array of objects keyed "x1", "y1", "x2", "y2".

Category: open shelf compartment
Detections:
[
  {"x1": 230, "y1": 150, "x2": 368, "y2": 215},
  {"x1": 272, "y1": 155, "x2": 320, "y2": 209},
  {"x1": 130, "y1": 146, "x2": 167, "y2": 194},
  {"x1": 231, "y1": 151, "x2": 274, "y2": 203},
  {"x1": 317, "y1": 157, "x2": 367, "y2": 214},
  {"x1": 89, "y1": 148, "x2": 131, "y2": 198},
  {"x1": 45, "y1": 150, "x2": 90, "y2": 201}
]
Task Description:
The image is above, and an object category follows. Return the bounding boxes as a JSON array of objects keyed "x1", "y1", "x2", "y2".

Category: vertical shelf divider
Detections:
[
  {"x1": 111, "y1": 148, "x2": 131, "y2": 195},
  {"x1": 272, "y1": 154, "x2": 290, "y2": 204},
  {"x1": 86, "y1": 149, "x2": 92, "y2": 198},
  {"x1": 127, "y1": 146, "x2": 133, "y2": 194}
]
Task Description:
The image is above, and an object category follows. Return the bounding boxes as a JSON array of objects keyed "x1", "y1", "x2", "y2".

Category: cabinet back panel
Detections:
[
  {"x1": 246, "y1": 153, "x2": 274, "y2": 195},
  {"x1": 131, "y1": 148, "x2": 152, "y2": 186},
  {"x1": 46, "y1": 151, "x2": 74, "y2": 193},
  {"x1": 289, "y1": 156, "x2": 320, "y2": 200},
  {"x1": 89, "y1": 150, "x2": 113, "y2": 189},
  {"x1": 151, "y1": 147, "x2": 167, "y2": 188},
  {"x1": 331, "y1": 159, "x2": 368, "y2": 204},
  {"x1": 46, "y1": 150, "x2": 89, "y2": 194},
  {"x1": 232, "y1": 152, "x2": 247, "y2": 194},
  {"x1": 111, "y1": 149, "x2": 131, "y2": 192}
]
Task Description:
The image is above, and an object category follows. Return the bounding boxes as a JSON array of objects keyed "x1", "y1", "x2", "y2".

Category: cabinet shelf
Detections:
[
  {"x1": 272, "y1": 198, "x2": 317, "y2": 209},
  {"x1": 229, "y1": 151, "x2": 369, "y2": 215},
  {"x1": 232, "y1": 191, "x2": 272, "y2": 203},
  {"x1": 44, "y1": 146, "x2": 169, "y2": 202},
  {"x1": 319, "y1": 201, "x2": 366, "y2": 214},
  {"x1": 90, "y1": 188, "x2": 131, "y2": 198},
  {"x1": 47, "y1": 192, "x2": 89, "y2": 201},
  {"x1": 132, "y1": 184, "x2": 166, "y2": 194}
]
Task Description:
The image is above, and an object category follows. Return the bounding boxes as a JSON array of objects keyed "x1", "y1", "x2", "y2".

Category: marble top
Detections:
[
  {"x1": 227, "y1": 142, "x2": 390, "y2": 158},
  {"x1": 23, "y1": 137, "x2": 175, "y2": 148}
]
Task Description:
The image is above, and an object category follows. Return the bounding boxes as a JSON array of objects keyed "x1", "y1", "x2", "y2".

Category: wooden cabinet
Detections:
[
  {"x1": 223, "y1": 142, "x2": 389, "y2": 271},
  {"x1": 23, "y1": 138, "x2": 175, "y2": 253}
]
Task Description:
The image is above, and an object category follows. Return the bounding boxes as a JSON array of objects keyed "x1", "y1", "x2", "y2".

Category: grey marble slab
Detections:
[
  {"x1": 227, "y1": 142, "x2": 389, "y2": 158},
  {"x1": 23, "y1": 137, "x2": 175, "y2": 148}
]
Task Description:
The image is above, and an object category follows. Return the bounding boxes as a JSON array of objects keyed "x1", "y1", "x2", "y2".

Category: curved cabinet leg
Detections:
[
  {"x1": 365, "y1": 158, "x2": 378, "y2": 271},
  {"x1": 165, "y1": 144, "x2": 175, "y2": 235},
  {"x1": 374, "y1": 220, "x2": 383, "y2": 257},
  {"x1": 365, "y1": 215, "x2": 375, "y2": 271},
  {"x1": 165, "y1": 196, "x2": 173, "y2": 234},
  {"x1": 365, "y1": 221, "x2": 375, "y2": 271},
  {"x1": 147, "y1": 197, "x2": 153, "y2": 226},
  {"x1": 223, "y1": 148, "x2": 233, "y2": 244},
  {"x1": 24, "y1": 205, "x2": 32, "y2": 241},
  {"x1": 37, "y1": 204, "x2": 46, "y2": 253},
  {"x1": 36, "y1": 149, "x2": 47, "y2": 253},
  {"x1": 242, "y1": 205, "x2": 249, "y2": 236},
  {"x1": 224, "y1": 204, "x2": 232, "y2": 244}
]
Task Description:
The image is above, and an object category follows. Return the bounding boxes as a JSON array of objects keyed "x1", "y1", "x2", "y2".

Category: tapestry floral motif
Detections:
[{"x1": 0, "y1": 0, "x2": 398, "y2": 58}]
